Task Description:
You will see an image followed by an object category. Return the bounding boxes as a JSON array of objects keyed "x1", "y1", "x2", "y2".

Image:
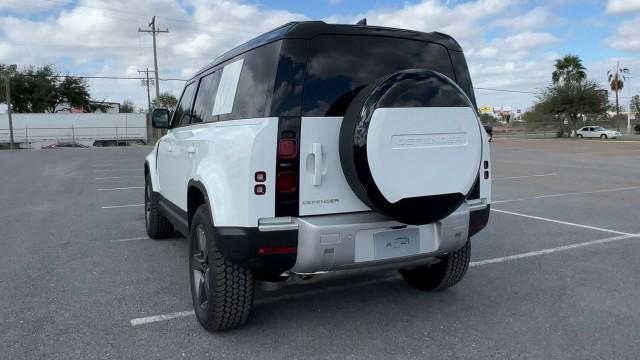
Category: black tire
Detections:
[
  {"x1": 144, "y1": 174, "x2": 173, "y2": 239},
  {"x1": 399, "y1": 239, "x2": 471, "y2": 291},
  {"x1": 576, "y1": 134, "x2": 583, "y2": 138},
  {"x1": 189, "y1": 205, "x2": 254, "y2": 332},
  {"x1": 600, "y1": 134, "x2": 607, "y2": 140}
]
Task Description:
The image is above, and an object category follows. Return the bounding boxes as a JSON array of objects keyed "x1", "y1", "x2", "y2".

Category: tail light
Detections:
[
  {"x1": 275, "y1": 118, "x2": 301, "y2": 216},
  {"x1": 278, "y1": 139, "x2": 298, "y2": 159},
  {"x1": 276, "y1": 171, "x2": 297, "y2": 193}
]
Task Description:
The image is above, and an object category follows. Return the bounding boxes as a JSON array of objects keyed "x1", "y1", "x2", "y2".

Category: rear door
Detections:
[
  {"x1": 157, "y1": 82, "x2": 197, "y2": 209},
  {"x1": 298, "y1": 35, "x2": 463, "y2": 216}
]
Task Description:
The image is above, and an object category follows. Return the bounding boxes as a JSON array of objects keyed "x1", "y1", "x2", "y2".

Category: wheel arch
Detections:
[{"x1": 187, "y1": 180, "x2": 214, "y2": 229}]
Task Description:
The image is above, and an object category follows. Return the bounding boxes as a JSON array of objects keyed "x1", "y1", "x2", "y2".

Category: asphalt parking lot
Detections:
[{"x1": 1, "y1": 138, "x2": 640, "y2": 359}]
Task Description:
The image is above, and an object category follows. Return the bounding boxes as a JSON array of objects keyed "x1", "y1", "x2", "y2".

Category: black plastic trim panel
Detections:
[
  {"x1": 275, "y1": 116, "x2": 301, "y2": 217},
  {"x1": 214, "y1": 227, "x2": 298, "y2": 280},
  {"x1": 469, "y1": 205, "x2": 490, "y2": 237},
  {"x1": 157, "y1": 194, "x2": 189, "y2": 237}
]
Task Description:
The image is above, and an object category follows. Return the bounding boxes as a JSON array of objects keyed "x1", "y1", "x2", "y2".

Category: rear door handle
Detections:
[{"x1": 311, "y1": 143, "x2": 323, "y2": 186}]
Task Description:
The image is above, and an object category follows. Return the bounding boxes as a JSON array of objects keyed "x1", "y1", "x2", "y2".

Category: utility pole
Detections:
[
  {"x1": 138, "y1": 16, "x2": 168, "y2": 103},
  {"x1": 137, "y1": 68, "x2": 153, "y2": 111},
  {"x1": 138, "y1": 67, "x2": 154, "y2": 143},
  {"x1": 3, "y1": 73, "x2": 14, "y2": 150},
  {"x1": 627, "y1": 76, "x2": 632, "y2": 134}
]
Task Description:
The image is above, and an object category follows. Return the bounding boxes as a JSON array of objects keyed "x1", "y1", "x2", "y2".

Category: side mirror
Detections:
[{"x1": 151, "y1": 108, "x2": 170, "y2": 128}]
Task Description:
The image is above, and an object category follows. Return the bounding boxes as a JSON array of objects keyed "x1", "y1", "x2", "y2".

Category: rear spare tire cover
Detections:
[{"x1": 339, "y1": 69, "x2": 482, "y2": 225}]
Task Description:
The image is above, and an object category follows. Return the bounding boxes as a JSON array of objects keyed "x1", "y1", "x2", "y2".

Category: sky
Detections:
[{"x1": 0, "y1": 0, "x2": 639, "y2": 113}]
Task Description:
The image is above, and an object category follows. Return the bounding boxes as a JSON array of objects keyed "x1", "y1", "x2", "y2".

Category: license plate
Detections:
[{"x1": 373, "y1": 228, "x2": 420, "y2": 260}]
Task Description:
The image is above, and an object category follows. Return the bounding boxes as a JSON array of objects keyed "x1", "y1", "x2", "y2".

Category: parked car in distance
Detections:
[{"x1": 576, "y1": 126, "x2": 621, "y2": 139}]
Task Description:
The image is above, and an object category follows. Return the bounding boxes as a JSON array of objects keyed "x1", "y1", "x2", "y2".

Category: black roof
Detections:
[{"x1": 196, "y1": 21, "x2": 462, "y2": 78}]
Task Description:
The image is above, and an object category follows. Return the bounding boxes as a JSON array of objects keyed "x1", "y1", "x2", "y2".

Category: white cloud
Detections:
[
  {"x1": 0, "y1": 0, "x2": 71, "y2": 13},
  {"x1": 0, "y1": 0, "x2": 571, "y2": 112},
  {"x1": 607, "y1": 16, "x2": 640, "y2": 51},
  {"x1": 0, "y1": 0, "x2": 305, "y2": 108},
  {"x1": 606, "y1": 0, "x2": 640, "y2": 14},
  {"x1": 491, "y1": 6, "x2": 559, "y2": 31}
]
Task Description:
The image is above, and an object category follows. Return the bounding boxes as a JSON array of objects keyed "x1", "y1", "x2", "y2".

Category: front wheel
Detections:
[
  {"x1": 576, "y1": 134, "x2": 583, "y2": 138},
  {"x1": 145, "y1": 175, "x2": 173, "y2": 239},
  {"x1": 600, "y1": 134, "x2": 608, "y2": 140},
  {"x1": 399, "y1": 239, "x2": 471, "y2": 291},
  {"x1": 189, "y1": 205, "x2": 254, "y2": 332}
]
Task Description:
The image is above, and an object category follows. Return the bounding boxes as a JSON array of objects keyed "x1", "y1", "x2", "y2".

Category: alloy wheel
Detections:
[{"x1": 191, "y1": 225, "x2": 210, "y2": 310}]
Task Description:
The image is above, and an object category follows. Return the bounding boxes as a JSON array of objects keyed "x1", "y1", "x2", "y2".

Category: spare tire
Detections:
[{"x1": 339, "y1": 69, "x2": 482, "y2": 225}]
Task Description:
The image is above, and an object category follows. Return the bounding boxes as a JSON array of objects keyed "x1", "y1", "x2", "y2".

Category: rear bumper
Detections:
[{"x1": 215, "y1": 202, "x2": 489, "y2": 278}]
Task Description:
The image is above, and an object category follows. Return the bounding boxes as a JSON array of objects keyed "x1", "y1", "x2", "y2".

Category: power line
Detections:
[
  {"x1": 11, "y1": 74, "x2": 186, "y2": 81},
  {"x1": 474, "y1": 87, "x2": 540, "y2": 94}
]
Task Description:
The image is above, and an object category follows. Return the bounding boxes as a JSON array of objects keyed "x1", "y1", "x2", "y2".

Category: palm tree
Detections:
[
  {"x1": 607, "y1": 62, "x2": 630, "y2": 115},
  {"x1": 552, "y1": 55, "x2": 587, "y2": 84}
]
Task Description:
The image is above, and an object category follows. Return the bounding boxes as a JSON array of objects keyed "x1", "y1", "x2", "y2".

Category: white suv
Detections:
[{"x1": 144, "y1": 21, "x2": 491, "y2": 331}]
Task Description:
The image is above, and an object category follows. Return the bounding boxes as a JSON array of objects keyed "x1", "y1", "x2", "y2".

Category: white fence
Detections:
[{"x1": 0, "y1": 113, "x2": 147, "y2": 145}]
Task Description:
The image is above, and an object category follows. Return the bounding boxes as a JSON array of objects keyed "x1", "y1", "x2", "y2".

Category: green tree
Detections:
[
  {"x1": 552, "y1": 54, "x2": 587, "y2": 85},
  {"x1": 479, "y1": 113, "x2": 498, "y2": 125},
  {"x1": 151, "y1": 91, "x2": 178, "y2": 112},
  {"x1": 0, "y1": 64, "x2": 95, "y2": 113},
  {"x1": 607, "y1": 62, "x2": 630, "y2": 116},
  {"x1": 120, "y1": 99, "x2": 136, "y2": 113},
  {"x1": 535, "y1": 80, "x2": 608, "y2": 136},
  {"x1": 631, "y1": 94, "x2": 640, "y2": 118}
]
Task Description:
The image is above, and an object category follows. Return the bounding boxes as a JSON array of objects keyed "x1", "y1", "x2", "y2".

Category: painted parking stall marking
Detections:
[
  {"x1": 98, "y1": 187, "x2": 144, "y2": 191},
  {"x1": 492, "y1": 185, "x2": 640, "y2": 204},
  {"x1": 102, "y1": 204, "x2": 144, "y2": 209},
  {"x1": 491, "y1": 208, "x2": 635, "y2": 236},
  {"x1": 95, "y1": 176, "x2": 144, "y2": 180},
  {"x1": 129, "y1": 231, "x2": 640, "y2": 327},
  {"x1": 492, "y1": 173, "x2": 557, "y2": 180}
]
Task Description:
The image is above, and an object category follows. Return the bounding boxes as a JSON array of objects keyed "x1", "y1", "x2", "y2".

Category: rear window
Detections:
[{"x1": 302, "y1": 35, "x2": 456, "y2": 117}]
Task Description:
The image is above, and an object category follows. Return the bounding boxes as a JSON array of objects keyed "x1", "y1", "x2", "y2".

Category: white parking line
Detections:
[
  {"x1": 491, "y1": 208, "x2": 635, "y2": 236},
  {"x1": 101, "y1": 204, "x2": 144, "y2": 209},
  {"x1": 95, "y1": 176, "x2": 144, "y2": 180},
  {"x1": 94, "y1": 169, "x2": 140, "y2": 172},
  {"x1": 492, "y1": 173, "x2": 557, "y2": 180},
  {"x1": 129, "y1": 231, "x2": 640, "y2": 327},
  {"x1": 492, "y1": 185, "x2": 640, "y2": 204},
  {"x1": 98, "y1": 187, "x2": 144, "y2": 191},
  {"x1": 469, "y1": 233, "x2": 639, "y2": 267},
  {"x1": 130, "y1": 311, "x2": 195, "y2": 326},
  {"x1": 110, "y1": 237, "x2": 148, "y2": 243},
  {"x1": 93, "y1": 163, "x2": 139, "y2": 167}
]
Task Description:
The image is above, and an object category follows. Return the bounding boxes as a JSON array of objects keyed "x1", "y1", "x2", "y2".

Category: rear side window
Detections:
[
  {"x1": 192, "y1": 71, "x2": 222, "y2": 123},
  {"x1": 172, "y1": 82, "x2": 197, "y2": 127},
  {"x1": 213, "y1": 59, "x2": 243, "y2": 116},
  {"x1": 218, "y1": 41, "x2": 280, "y2": 121},
  {"x1": 302, "y1": 35, "x2": 456, "y2": 117}
]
